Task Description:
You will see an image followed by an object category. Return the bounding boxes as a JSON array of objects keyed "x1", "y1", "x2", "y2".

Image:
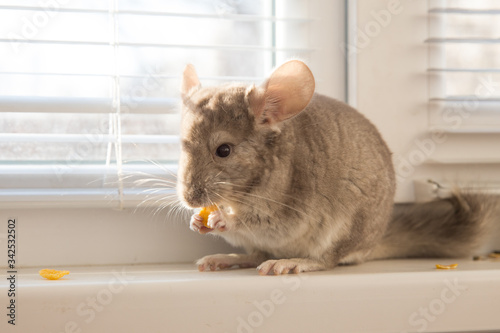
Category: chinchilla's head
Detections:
[{"x1": 177, "y1": 61, "x2": 315, "y2": 209}]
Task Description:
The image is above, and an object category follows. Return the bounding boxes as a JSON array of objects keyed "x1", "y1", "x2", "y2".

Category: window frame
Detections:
[
  {"x1": 0, "y1": 0, "x2": 347, "y2": 269},
  {"x1": 1, "y1": 0, "x2": 347, "y2": 209}
]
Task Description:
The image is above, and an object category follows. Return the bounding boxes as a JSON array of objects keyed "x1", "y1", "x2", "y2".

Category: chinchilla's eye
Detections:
[{"x1": 215, "y1": 144, "x2": 231, "y2": 158}]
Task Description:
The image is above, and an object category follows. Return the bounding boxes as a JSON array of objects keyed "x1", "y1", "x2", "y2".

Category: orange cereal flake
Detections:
[
  {"x1": 39, "y1": 269, "x2": 70, "y2": 280},
  {"x1": 435, "y1": 263, "x2": 458, "y2": 270},
  {"x1": 199, "y1": 205, "x2": 218, "y2": 228}
]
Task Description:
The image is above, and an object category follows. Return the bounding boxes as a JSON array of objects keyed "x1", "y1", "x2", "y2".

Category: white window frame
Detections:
[
  {"x1": 2, "y1": 8, "x2": 498, "y2": 333},
  {"x1": 0, "y1": 0, "x2": 346, "y2": 210},
  {"x1": 0, "y1": 0, "x2": 347, "y2": 268}
]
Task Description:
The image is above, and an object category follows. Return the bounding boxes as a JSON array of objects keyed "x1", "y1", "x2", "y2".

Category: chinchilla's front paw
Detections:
[
  {"x1": 257, "y1": 258, "x2": 327, "y2": 275},
  {"x1": 189, "y1": 213, "x2": 209, "y2": 234},
  {"x1": 189, "y1": 209, "x2": 227, "y2": 234},
  {"x1": 206, "y1": 209, "x2": 227, "y2": 231},
  {"x1": 197, "y1": 253, "x2": 265, "y2": 271}
]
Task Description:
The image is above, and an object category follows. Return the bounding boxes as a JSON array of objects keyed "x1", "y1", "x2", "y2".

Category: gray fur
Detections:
[
  {"x1": 370, "y1": 192, "x2": 500, "y2": 260},
  {"x1": 176, "y1": 61, "x2": 499, "y2": 275}
]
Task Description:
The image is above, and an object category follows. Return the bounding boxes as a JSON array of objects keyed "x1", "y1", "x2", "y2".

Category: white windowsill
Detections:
[{"x1": 2, "y1": 259, "x2": 499, "y2": 332}]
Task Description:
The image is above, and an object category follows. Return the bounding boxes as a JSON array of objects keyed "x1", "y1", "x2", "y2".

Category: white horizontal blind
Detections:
[
  {"x1": 427, "y1": 0, "x2": 500, "y2": 160},
  {"x1": 0, "y1": 0, "x2": 330, "y2": 207},
  {"x1": 419, "y1": 0, "x2": 500, "y2": 200},
  {"x1": 350, "y1": 0, "x2": 500, "y2": 202}
]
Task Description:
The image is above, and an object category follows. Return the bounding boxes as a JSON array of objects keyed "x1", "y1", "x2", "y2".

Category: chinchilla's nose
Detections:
[{"x1": 183, "y1": 181, "x2": 206, "y2": 208}]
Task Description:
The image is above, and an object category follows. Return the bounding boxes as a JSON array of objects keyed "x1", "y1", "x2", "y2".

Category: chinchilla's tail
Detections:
[{"x1": 369, "y1": 192, "x2": 500, "y2": 260}]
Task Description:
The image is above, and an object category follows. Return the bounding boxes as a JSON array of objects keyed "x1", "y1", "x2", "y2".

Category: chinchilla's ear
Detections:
[
  {"x1": 181, "y1": 64, "x2": 201, "y2": 99},
  {"x1": 247, "y1": 60, "x2": 315, "y2": 125}
]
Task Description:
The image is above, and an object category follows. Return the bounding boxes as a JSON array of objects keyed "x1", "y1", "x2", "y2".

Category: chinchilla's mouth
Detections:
[
  {"x1": 178, "y1": 182, "x2": 210, "y2": 209},
  {"x1": 183, "y1": 196, "x2": 217, "y2": 210}
]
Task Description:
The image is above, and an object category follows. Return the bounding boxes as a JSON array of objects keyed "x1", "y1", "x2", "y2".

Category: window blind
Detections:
[
  {"x1": 419, "y1": 0, "x2": 500, "y2": 200},
  {"x1": 0, "y1": 0, "x2": 322, "y2": 208},
  {"x1": 427, "y1": 0, "x2": 500, "y2": 155}
]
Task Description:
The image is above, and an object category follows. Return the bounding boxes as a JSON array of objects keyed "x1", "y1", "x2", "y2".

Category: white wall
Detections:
[
  {"x1": 353, "y1": 0, "x2": 500, "y2": 202},
  {"x1": 1, "y1": 207, "x2": 235, "y2": 268}
]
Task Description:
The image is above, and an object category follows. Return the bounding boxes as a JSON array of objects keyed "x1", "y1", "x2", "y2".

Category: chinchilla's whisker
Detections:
[
  {"x1": 133, "y1": 178, "x2": 176, "y2": 187},
  {"x1": 140, "y1": 188, "x2": 172, "y2": 195},
  {"x1": 171, "y1": 200, "x2": 190, "y2": 220},
  {"x1": 125, "y1": 158, "x2": 178, "y2": 179},
  {"x1": 134, "y1": 178, "x2": 176, "y2": 186},
  {"x1": 143, "y1": 195, "x2": 179, "y2": 209},
  {"x1": 126, "y1": 169, "x2": 172, "y2": 179},
  {"x1": 152, "y1": 200, "x2": 177, "y2": 217},
  {"x1": 213, "y1": 192, "x2": 259, "y2": 241},
  {"x1": 137, "y1": 179, "x2": 175, "y2": 190},
  {"x1": 215, "y1": 180, "x2": 330, "y2": 228},
  {"x1": 150, "y1": 160, "x2": 178, "y2": 179},
  {"x1": 207, "y1": 196, "x2": 218, "y2": 209},
  {"x1": 216, "y1": 189, "x2": 287, "y2": 226},
  {"x1": 113, "y1": 161, "x2": 181, "y2": 222},
  {"x1": 151, "y1": 204, "x2": 165, "y2": 217},
  {"x1": 119, "y1": 168, "x2": 177, "y2": 190},
  {"x1": 134, "y1": 198, "x2": 167, "y2": 215},
  {"x1": 158, "y1": 201, "x2": 179, "y2": 220},
  {"x1": 215, "y1": 181, "x2": 251, "y2": 187},
  {"x1": 228, "y1": 189, "x2": 325, "y2": 228},
  {"x1": 135, "y1": 193, "x2": 179, "y2": 212},
  {"x1": 217, "y1": 181, "x2": 304, "y2": 214},
  {"x1": 133, "y1": 194, "x2": 178, "y2": 217},
  {"x1": 137, "y1": 188, "x2": 176, "y2": 197},
  {"x1": 214, "y1": 170, "x2": 224, "y2": 179},
  {"x1": 216, "y1": 181, "x2": 300, "y2": 203},
  {"x1": 91, "y1": 178, "x2": 120, "y2": 188},
  {"x1": 170, "y1": 201, "x2": 189, "y2": 221},
  {"x1": 137, "y1": 188, "x2": 177, "y2": 199},
  {"x1": 205, "y1": 169, "x2": 225, "y2": 184}
]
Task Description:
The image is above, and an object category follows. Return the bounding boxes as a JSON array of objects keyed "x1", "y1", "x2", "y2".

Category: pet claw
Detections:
[
  {"x1": 196, "y1": 253, "x2": 264, "y2": 271},
  {"x1": 207, "y1": 210, "x2": 226, "y2": 230},
  {"x1": 257, "y1": 259, "x2": 325, "y2": 275},
  {"x1": 190, "y1": 213, "x2": 216, "y2": 234}
]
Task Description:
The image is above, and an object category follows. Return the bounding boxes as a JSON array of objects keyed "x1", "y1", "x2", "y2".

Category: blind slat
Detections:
[
  {"x1": 425, "y1": 157, "x2": 500, "y2": 164},
  {"x1": 429, "y1": 8, "x2": 500, "y2": 15},
  {"x1": 0, "y1": 38, "x2": 316, "y2": 52},
  {"x1": 0, "y1": 163, "x2": 178, "y2": 175},
  {"x1": 428, "y1": 68, "x2": 500, "y2": 73},
  {"x1": 429, "y1": 97, "x2": 500, "y2": 102},
  {"x1": 0, "y1": 162, "x2": 178, "y2": 208},
  {"x1": 426, "y1": 38, "x2": 500, "y2": 44},
  {"x1": 0, "y1": 97, "x2": 179, "y2": 114},
  {"x1": 0, "y1": 5, "x2": 315, "y2": 22},
  {"x1": 0, "y1": 188, "x2": 176, "y2": 209},
  {"x1": 414, "y1": 180, "x2": 500, "y2": 202},
  {"x1": 0, "y1": 72, "x2": 265, "y2": 82},
  {"x1": 0, "y1": 133, "x2": 179, "y2": 144},
  {"x1": 428, "y1": 126, "x2": 500, "y2": 134}
]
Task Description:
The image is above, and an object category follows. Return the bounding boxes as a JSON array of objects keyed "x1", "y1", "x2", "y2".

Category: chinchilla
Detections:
[{"x1": 176, "y1": 60, "x2": 500, "y2": 275}]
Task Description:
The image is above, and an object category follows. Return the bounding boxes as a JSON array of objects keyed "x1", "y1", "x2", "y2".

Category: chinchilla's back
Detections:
[
  {"x1": 297, "y1": 97, "x2": 500, "y2": 262},
  {"x1": 275, "y1": 93, "x2": 396, "y2": 265}
]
